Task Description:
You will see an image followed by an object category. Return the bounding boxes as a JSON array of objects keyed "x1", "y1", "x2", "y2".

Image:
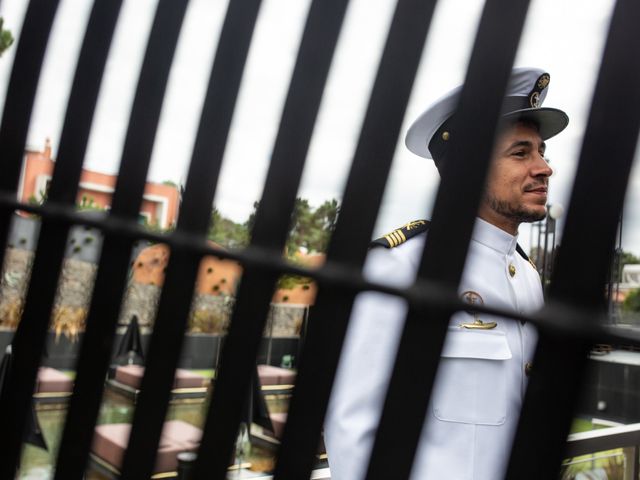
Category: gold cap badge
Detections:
[{"x1": 528, "y1": 73, "x2": 550, "y2": 108}]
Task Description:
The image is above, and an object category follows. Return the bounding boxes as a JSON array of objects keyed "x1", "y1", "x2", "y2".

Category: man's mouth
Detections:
[{"x1": 524, "y1": 185, "x2": 547, "y2": 194}]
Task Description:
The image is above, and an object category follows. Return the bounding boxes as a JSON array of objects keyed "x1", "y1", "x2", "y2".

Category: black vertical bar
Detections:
[
  {"x1": 505, "y1": 0, "x2": 640, "y2": 477},
  {"x1": 273, "y1": 0, "x2": 437, "y2": 478},
  {"x1": 0, "y1": 0, "x2": 59, "y2": 304},
  {"x1": 13, "y1": 2, "x2": 124, "y2": 477},
  {"x1": 51, "y1": 2, "x2": 189, "y2": 479},
  {"x1": 537, "y1": 220, "x2": 543, "y2": 270},
  {"x1": 118, "y1": 2, "x2": 262, "y2": 478},
  {"x1": 192, "y1": 1, "x2": 350, "y2": 478},
  {"x1": 366, "y1": 0, "x2": 531, "y2": 478},
  {"x1": 0, "y1": 2, "x2": 61, "y2": 477},
  {"x1": 542, "y1": 216, "x2": 550, "y2": 285},
  {"x1": 12, "y1": 4, "x2": 124, "y2": 480}
]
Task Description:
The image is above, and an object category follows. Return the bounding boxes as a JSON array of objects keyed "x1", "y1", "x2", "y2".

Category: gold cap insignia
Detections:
[
  {"x1": 529, "y1": 91, "x2": 540, "y2": 108},
  {"x1": 537, "y1": 73, "x2": 550, "y2": 89},
  {"x1": 528, "y1": 73, "x2": 550, "y2": 109}
]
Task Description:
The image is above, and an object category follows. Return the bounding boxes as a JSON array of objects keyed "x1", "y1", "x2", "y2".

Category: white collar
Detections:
[{"x1": 472, "y1": 217, "x2": 519, "y2": 256}]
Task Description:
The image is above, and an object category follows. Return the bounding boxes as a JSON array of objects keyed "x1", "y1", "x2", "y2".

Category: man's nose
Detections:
[{"x1": 532, "y1": 154, "x2": 553, "y2": 177}]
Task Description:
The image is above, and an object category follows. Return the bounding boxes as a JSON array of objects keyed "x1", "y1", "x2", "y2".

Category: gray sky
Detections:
[{"x1": 0, "y1": 0, "x2": 638, "y2": 255}]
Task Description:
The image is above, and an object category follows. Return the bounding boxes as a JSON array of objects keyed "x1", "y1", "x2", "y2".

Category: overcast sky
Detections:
[{"x1": 0, "y1": 0, "x2": 638, "y2": 255}]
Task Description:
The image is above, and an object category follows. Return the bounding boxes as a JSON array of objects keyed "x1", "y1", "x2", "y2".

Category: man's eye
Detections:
[{"x1": 512, "y1": 150, "x2": 526, "y2": 157}]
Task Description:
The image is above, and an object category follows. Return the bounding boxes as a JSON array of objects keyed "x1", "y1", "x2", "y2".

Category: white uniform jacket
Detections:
[{"x1": 325, "y1": 218, "x2": 543, "y2": 480}]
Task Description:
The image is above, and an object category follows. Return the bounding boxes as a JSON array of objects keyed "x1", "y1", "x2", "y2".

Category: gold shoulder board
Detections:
[{"x1": 369, "y1": 220, "x2": 430, "y2": 249}]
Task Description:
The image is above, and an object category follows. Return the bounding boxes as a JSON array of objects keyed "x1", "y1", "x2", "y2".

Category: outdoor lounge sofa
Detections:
[
  {"x1": 106, "y1": 365, "x2": 208, "y2": 402},
  {"x1": 92, "y1": 420, "x2": 201, "y2": 476}
]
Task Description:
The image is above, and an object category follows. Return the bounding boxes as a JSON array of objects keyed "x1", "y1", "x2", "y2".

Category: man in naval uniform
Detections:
[{"x1": 324, "y1": 67, "x2": 569, "y2": 479}]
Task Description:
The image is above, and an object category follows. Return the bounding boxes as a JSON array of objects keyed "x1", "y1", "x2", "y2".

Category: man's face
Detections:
[{"x1": 478, "y1": 121, "x2": 553, "y2": 234}]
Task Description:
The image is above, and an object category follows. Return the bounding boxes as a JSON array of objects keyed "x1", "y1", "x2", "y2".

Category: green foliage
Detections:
[
  {"x1": 245, "y1": 201, "x2": 260, "y2": 233},
  {"x1": 208, "y1": 207, "x2": 250, "y2": 249},
  {"x1": 140, "y1": 216, "x2": 174, "y2": 235},
  {"x1": 616, "y1": 250, "x2": 640, "y2": 282},
  {"x1": 286, "y1": 198, "x2": 339, "y2": 255},
  {"x1": 277, "y1": 274, "x2": 313, "y2": 290},
  {"x1": 27, "y1": 189, "x2": 48, "y2": 206},
  {"x1": 559, "y1": 454, "x2": 624, "y2": 480},
  {"x1": 77, "y1": 195, "x2": 104, "y2": 211},
  {"x1": 623, "y1": 288, "x2": 640, "y2": 313},
  {"x1": 208, "y1": 197, "x2": 339, "y2": 255},
  {"x1": 275, "y1": 254, "x2": 315, "y2": 290},
  {"x1": 619, "y1": 251, "x2": 640, "y2": 265},
  {"x1": 0, "y1": 18, "x2": 14, "y2": 57},
  {"x1": 276, "y1": 275, "x2": 312, "y2": 290}
]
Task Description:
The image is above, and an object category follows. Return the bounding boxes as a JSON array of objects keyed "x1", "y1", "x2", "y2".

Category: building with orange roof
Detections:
[{"x1": 18, "y1": 139, "x2": 180, "y2": 229}]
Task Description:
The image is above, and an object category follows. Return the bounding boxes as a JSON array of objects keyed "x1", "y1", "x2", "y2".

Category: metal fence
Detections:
[
  {"x1": 564, "y1": 422, "x2": 640, "y2": 479},
  {"x1": 0, "y1": 0, "x2": 640, "y2": 479}
]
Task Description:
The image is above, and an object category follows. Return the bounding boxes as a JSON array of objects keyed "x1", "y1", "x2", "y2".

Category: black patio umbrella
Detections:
[
  {"x1": 0, "y1": 344, "x2": 11, "y2": 395},
  {"x1": 238, "y1": 368, "x2": 274, "y2": 435},
  {"x1": 234, "y1": 369, "x2": 275, "y2": 466},
  {"x1": 250, "y1": 368, "x2": 274, "y2": 433},
  {"x1": 114, "y1": 314, "x2": 145, "y2": 365}
]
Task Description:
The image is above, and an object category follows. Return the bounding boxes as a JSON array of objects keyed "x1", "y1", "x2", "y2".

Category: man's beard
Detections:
[{"x1": 484, "y1": 194, "x2": 546, "y2": 224}]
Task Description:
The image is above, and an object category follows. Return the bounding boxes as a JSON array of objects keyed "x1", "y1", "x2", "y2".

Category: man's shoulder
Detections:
[
  {"x1": 364, "y1": 220, "x2": 429, "y2": 287},
  {"x1": 369, "y1": 220, "x2": 430, "y2": 249}
]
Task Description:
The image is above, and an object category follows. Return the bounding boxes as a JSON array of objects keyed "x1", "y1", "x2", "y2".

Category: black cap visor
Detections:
[{"x1": 500, "y1": 107, "x2": 569, "y2": 141}]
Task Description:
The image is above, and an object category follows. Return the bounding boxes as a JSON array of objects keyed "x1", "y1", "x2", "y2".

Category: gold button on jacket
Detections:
[{"x1": 525, "y1": 362, "x2": 533, "y2": 376}]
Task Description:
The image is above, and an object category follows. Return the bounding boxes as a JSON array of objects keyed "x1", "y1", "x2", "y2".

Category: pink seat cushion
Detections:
[
  {"x1": 92, "y1": 420, "x2": 202, "y2": 474},
  {"x1": 114, "y1": 365, "x2": 206, "y2": 389},
  {"x1": 257, "y1": 365, "x2": 296, "y2": 386},
  {"x1": 269, "y1": 413, "x2": 288, "y2": 439},
  {"x1": 36, "y1": 367, "x2": 73, "y2": 393},
  {"x1": 172, "y1": 369, "x2": 208, "y2": 389}
]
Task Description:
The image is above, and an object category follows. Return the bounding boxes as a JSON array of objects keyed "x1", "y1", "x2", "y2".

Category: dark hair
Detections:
[
  {"x1": 431, "y1": 116, "x2": 541, "y2": 175},
  {"x1": 502, "y1": 116, "x2": 540, "y2": 132}
]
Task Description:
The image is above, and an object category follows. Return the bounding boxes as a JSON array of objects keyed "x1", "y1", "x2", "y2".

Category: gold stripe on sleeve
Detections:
[{"x1": 385, "y1": 234, "x2": 397, "y2": 247}]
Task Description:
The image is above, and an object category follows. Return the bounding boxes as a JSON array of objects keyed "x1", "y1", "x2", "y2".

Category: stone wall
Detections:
[
  {"x1": 0, "y1": 248, "x2": 97, "y2": 338},
  {"x1": 1, "y1": 247, "x2": 307, "y2": 338},
  {"x1": 118, "y1": 280, "x2": 306, "y2": 337},
  {"x1": 0, "y1": 248, "x2": 32, "y2": 329}
]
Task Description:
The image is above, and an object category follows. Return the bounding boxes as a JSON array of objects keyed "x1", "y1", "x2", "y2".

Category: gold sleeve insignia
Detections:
[{"x1": 370, "y1": 220, "x2": 430, "y2": 249}]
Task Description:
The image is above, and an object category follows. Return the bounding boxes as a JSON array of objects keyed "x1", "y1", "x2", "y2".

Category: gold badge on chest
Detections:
[{"x1": 459, "y1": 291, "x2": 497, "y2": 330}]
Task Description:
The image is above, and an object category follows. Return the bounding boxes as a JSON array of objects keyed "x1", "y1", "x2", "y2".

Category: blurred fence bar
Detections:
[
  {"x1": 0, "y1": 0, "x2": 638, "y2": 479},
  {"x1": 120, "y1": 1, "x2": 262, "y2": 478},
  {"x1": 367, "y1": 0, "x2": 532, "y2": 476},
  {"x1": 505, "y1": 0, "x2": 640, "y2": 477},
  {"x1": 0, "y1": 0, "x2": 63, "y2": 476},
  {"x1": 194, "y1": 1, "x2": 351, "y2": 477},
  {"x1": 6, "y1": 0, "x2": 125, "y2": 477},
  {"x1": 273, "y1": 0, "x2": 437, "y2": 477},
  {"x1": 53, "y1": 1, "x2": 190, "y2": 478}
]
